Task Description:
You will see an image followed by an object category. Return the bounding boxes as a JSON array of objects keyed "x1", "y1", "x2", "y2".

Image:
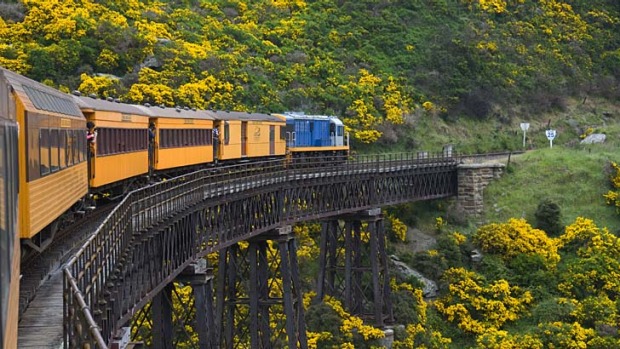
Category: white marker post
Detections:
[
  {"x1": 520, "y1": 123, "x2": 530, "y2": 149},
  {"x1": 545, "y1": 129, "x2": 556, "y2": 148}
]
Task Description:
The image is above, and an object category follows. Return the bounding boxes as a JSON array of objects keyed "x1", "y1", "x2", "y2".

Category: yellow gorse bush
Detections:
[
  {"x1": 603, "y1": 161, "x2": 620, "y2": 212},
  {"x1": 391, "y1": 285, "x2": 452, "y2": 349},
  {"x1": 387, "y1": 214, "x2": 408, "y2": 241},
  {"x1": 324, "y1": 296, "x2": 385, "y2": 341},
  {"x1": 474, "y1": 218, "x2": 560, "y2": 266},
  {"x1": 557, "y1": 217, "x2": 620, "y2": 299},
  {"x1": 476, "y1": 328, "x2": 543, "y2": 349},
  {"x1": 434, "y1": 268, "x2": 533, "y2": 335}
]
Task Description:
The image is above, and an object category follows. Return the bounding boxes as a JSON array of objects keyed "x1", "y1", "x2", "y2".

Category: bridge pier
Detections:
[
  {"x1": 456, "y1": 163, "x2": 505, "y2": 218},
  {"x1": 316, "y1": 208, "x2": 393, "y2": 327},
  {"x1": 215, "y1": 226, "x2": 308, "y2": 349},
  {"x1": 151, "y1": 284, "x2": 174, "y2": 349},
  {"x1": 177, "y1": 261, "x2": 216, "y2": 349}
]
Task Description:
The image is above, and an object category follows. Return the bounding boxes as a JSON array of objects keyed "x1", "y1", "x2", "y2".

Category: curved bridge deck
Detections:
[{"x1": 63, "y1": 153, "x2": 459, "y2": 347}]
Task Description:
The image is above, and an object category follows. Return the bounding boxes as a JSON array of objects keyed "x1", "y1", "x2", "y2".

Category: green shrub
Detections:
[{"x1": 534, "y1": 199, "x2": 563, "y2": 237}]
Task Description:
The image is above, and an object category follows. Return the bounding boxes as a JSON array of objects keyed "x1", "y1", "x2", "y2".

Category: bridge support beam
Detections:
[
  {"x1": 316, "y1": 208, "x2": 393, "y2": 327},
  {"x1": 177, "y1": 261, "x2": 216, "y2": 349},
  {"x1": 215, "y1": 226, "x2": 308, "y2": 349},
  {"x1": 151, "y1": 284, "x2": 174, "y2": 349}
]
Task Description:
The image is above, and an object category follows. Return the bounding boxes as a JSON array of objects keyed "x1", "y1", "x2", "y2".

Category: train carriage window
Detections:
[
  {"x1": 95, "y1": 128, "x2": 103, "y2": 155},
  {"x1": 66, "y1": 130, "x2": 73, "y2": 167},
  {"x1": 40, "y1": 129, "x2": 50, "y2": 175},
  {"x1": 206, "y1": 129, "x2": 212, "y2": 145},
  {"x1": 130, "y1": 129, "x2": 140, "y2": 151},
  {"x1": 78, "y1": 130, "x2": 85, "y2": 162},
  {"x1": 124, "y1": 129, "x2": 131, "y2": 151},
  {"x1": 133, "y1": 129, "x2": 138, "y2": 151},
  {"x1": 73, "y1": 130, "x2": 79, "y2": 164},
  {"x1": 138, "y1": 129, "x2": 144, "y2": 150},
  {"x1": 59, "y1": 130, "x2": 66, "y2": 169},
  {"x1": 160, "y1": 129, "x2": 168, "y2": 148},
  {"x1": 124, "y1": 129, "x2": 130, "y2": 151},
  {"x1": 141, "y1": 129, "x2": 147, "y2": 150},
  {"x1": 224, "y1": 123, "x2": 230, "y2": 145},
  {"x1": 114, "y1": 129, "x2": 120, "y2": 153},
  {"x1": 128, "y1": 129, "x2": 134, "y2": 151},
  {"x1": 96, "y1": 128, "x2": 105, "y2": 155},
  {"x1": 50, "y1": 129, "x2": 60, "y2": 172},
  {"x1": 167, "y1": 129, "x2": 174, "y2": 147},
  {"x1": 136, "y1": 129, "x2": 143, "y2": 151},
  {"x1": 115, "y1": 128, "x2": 122, "y2": 153},
  {"x1": 108, "y1": 128, "x2": 115, "y2": 154},
  {"x1": 130, "y1": 129, "x2": 136, "y2": 151},
  {"x1": 126, "y1": 129, "x2": 132, "y2": 151},
  {"x1": 280, "y1": 126, "x2": 286, "y2": 140},
  {"x1": 107, "y1": 128, "x2": 114, "y2": 154}
]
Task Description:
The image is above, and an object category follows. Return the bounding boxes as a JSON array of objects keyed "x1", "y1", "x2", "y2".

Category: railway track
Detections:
[{"x1": 19, "y1": 203, "x2": 115, "y2": 318}]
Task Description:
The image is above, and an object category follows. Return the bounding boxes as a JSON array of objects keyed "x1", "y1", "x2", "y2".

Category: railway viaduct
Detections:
[{"x1": 62, "y1": 153, "x2": 504, "y2": 348}]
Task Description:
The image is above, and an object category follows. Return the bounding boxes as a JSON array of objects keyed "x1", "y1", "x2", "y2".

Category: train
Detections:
[{"x1": 0, "y1": 66, "x2": 349, "y2": 347}]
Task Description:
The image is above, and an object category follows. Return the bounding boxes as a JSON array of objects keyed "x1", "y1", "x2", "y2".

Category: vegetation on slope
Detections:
[{"x1": 0, "y1": 0, "x2": 617, "y2": 146}]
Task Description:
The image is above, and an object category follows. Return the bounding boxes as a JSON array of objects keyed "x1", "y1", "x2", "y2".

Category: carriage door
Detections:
[
  {"x1": 269, "y1": 126, "x2": 275, "y2": 155},
  {"x1": 241, "y1": 121, "x2": 247, "y2": 156}
]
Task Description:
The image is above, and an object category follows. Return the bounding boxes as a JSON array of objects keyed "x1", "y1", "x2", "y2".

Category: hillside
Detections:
[
  {"x1": 0, "y1": 0, "x2": 618, "y2": 147},
  {"x1": 381, "y1": 97, "x2": 620, "y2": 348}
]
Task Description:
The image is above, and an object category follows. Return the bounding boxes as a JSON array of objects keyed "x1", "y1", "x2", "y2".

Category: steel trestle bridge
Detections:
[{"x1": 63, "y1": 153, "x2": 459, "y2": 348}]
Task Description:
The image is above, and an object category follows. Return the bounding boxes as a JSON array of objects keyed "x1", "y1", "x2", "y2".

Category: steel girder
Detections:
[
  {"x1": 215, "y1": 228, "x2": 308, "y2": 349},
  {"x1": 316, "y1": 210, "x2": 393, "y2": 327}
]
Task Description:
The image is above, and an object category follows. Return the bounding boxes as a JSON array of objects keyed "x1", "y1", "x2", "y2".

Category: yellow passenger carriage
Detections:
[
  {"x1": 2, "y1": 69, "x2": 89, "y2": 249},
  {"x1": 0, "y1": 68, "x2": 21, "y2": 349},
  {"x1": 210, "y1": 110, "x2": 286, "y2": 162},
  {"x1": 139, "y1": 105, "x2": 215, "y2": 173},
  {"x1": 74, "y1": 96, "x2": 150, "y2": 192}
]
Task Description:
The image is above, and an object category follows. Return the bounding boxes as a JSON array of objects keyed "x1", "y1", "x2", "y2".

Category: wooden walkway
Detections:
[{"x1": 18, "y1": 269, "x2": 64, "y2": 349}]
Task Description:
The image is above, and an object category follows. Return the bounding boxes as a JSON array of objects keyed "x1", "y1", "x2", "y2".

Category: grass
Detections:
[{"x1": 483, "y1": 145, "x2": 620, "y2": 232}]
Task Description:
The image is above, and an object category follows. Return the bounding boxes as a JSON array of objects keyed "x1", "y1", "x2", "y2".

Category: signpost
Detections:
[
  {"x1": 520, "y1": 123, "x2": 530, "y2": 148},
  {"x1": 545, "y1": 129, "x2": 556, "y2": 148}
]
